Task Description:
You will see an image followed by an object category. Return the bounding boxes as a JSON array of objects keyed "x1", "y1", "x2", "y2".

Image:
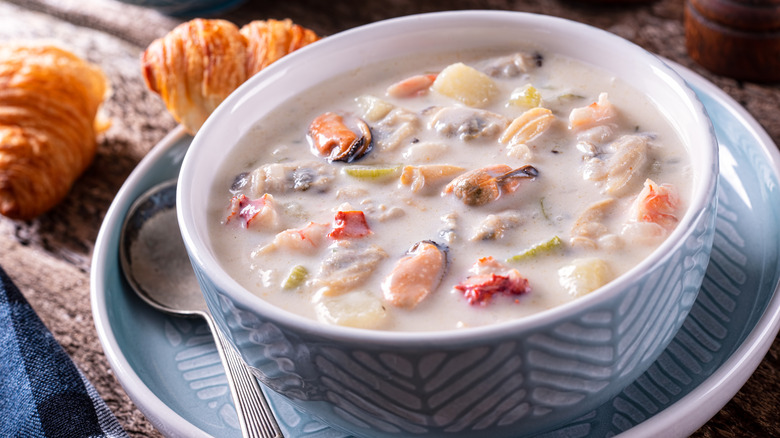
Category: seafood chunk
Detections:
[
  {"x1": 254, "y1": 221, "x2": 330, "y2": 255},
  {"x1": 482, "y1": 52, "x2": 543, "y2": 78},
  {"x1": 506, "y1": 143, "x2": 533, "y2": 161},
  {"x1": 499, "y1": 107, "x2": 556, "y2": 146},
  {"x1": 568, "y1": 92, "x2": 618, "y2": 136},
  {"x1": 443, "y1": 164, "x2": 538, "y2": 206},
  {"x1": 471, "y1": 210, "x2": 523, "y2": 241},
  {"x1": 400, "y1": 164, "x2": 466, "y2": 194},
  {"x1": 386, "y1": 73, "x2": 438, "y2": 98},
  {"x1": 402, "y1": 141, "x2": 449, "y2": 163},
  {"x1": 308, "y1": 112, "x2": 372, "y2": 162},
  {"x1": 314, "y1": 289, "x2": 388, "y2": 329},
  {"x1": 225, "y1": 193, "x2": 279, "y2": 230},
  {"x1": 382, "y1": 240, "x2": 448, "y2": 308},
  {"x1": 315, "y1": 241, "x2": 388, "y2": 293},
  {"x1": 570, "y1": 198, "x2": 616, "y2": 249},
  {"x1": 558, "y1": 258, "x2": 612, "y2": 297},
  {"x1": 439, "y1": 212, "x2": 458, "y2": 244},
  {"x1": 455, "y1": 257, "x2": 530, "y2": 305},
  {"x1": 428, "y1": 106, "x2": 509, "y2": 141},
  {"x1": 374, "y1": 107, "x2": 420, "y2": 151},
  {"x1": 432, "y1": 62, "x2": 498, "y2": 107},
  {"x1": 604, "y1": 134, "x2": 650, "y2": 196},
  {"x1": 328, "y1": 210, "x2": 372, "y2": 239},
  {"x1": 249, "y1": 161, "x2": 336, "y2": 195},
  {"x1": 628, "y1": 179, "x2": 680, "y2": 230}
]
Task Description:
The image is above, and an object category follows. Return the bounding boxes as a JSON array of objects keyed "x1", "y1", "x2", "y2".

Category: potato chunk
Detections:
[
  {"x1": 558, "y1": 258, "x2": 612, "y2": 297},
  {"x1": 432, "y1": 62, "x2": 498, "y2": 107},
  {"x1": 314, "y1": 290, "x2": 388, "y2": 329}
]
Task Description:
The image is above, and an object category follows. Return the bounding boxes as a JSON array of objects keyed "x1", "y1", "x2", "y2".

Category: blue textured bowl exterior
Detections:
[
  {"x1": 193, "y1": 198, "x2": 716, "y2": 437},
  {"x1": 114, "y1": 0, "x2": 245, "y2": 16},
  {"x1": 179, "y1": 11, "x2": 719, "y2": 438}
]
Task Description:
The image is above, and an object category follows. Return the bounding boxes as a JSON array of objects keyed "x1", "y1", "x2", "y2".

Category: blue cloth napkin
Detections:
[{"x1": 0, "y1": 266, "x2": 128, "y2": 437}]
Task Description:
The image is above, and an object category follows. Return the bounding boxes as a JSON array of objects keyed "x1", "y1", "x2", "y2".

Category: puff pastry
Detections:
[
  {"x1": 0, "y1": 44, "x2": 109, "y2": 220},
  {"x1": 141, "y1": 18, "x2": 320, "y2": 134}
]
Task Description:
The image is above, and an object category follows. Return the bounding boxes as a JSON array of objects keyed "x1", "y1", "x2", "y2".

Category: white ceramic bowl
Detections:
[{"x1": 177, "y1": 10, "x2": 718, "y2": 437}]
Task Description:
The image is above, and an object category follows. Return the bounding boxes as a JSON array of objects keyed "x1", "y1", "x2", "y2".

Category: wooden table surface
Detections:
[{"x1": 0, "y1": 0, "x2": 778, "y2": 436}]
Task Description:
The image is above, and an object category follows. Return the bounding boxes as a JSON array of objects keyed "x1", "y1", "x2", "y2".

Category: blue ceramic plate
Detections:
[{"x1": 91, "y1": 65, "x2": 780, "y2": 438}]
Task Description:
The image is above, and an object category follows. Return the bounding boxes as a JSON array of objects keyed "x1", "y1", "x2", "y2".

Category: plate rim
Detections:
[
  {"x1": 90, "y1": 65, "x2": 780, "y2": 438},
  {"x1": 619, "y1": 61, "x2": 780, "y2": 437}
]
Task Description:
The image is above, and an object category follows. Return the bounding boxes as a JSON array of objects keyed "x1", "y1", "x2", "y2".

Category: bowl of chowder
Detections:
[{"x1": 177, "y1": 10, "x2": 718, "y2": 438}]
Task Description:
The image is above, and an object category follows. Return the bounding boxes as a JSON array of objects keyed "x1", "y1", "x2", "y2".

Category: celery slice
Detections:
[
  {"x1": 507, "y1": 236, "x2": 562, "y2": 262},
  {"x1": 344, "y1": 165, "x2": 401, "y2": 180},
  {"x1": 509, "y1": 84, "x2": 542, "y2": 108},
  {"x1": 282, "y1": 265, "x2": 309, "y2": 289}
]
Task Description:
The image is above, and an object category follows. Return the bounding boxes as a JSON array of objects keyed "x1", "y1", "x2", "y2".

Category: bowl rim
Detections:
[{"x1": 177, "y1": 9, "x2": 718, "y2": 346}]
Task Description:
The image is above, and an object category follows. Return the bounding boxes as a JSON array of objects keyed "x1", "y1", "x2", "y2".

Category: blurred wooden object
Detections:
[{"x1": 686, "y1": 0, "x2": 780, "y2": 82}]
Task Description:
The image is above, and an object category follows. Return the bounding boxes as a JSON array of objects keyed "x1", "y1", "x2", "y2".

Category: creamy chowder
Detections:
[{"x1": 208, "y1": 49, "x2": 692, "y2": 332}]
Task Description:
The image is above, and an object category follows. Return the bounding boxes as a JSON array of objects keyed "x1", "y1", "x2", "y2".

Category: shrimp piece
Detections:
[
  {"x1": 628, "y1": 179, "x2": 680, "y2": 231},
  {"x1": 382, "y1": 240, "x2": 448, "y2": 308},
  {"x1": 568, "y1": 92, "x2": 617, "y2": 131},
  {"x1": 328, "y1": 210, "x2": 372, "y2": 239},
  {"x1": 386, "y1": 73, "x2": 438, "y2": 98},
  {"x1": 308, "y1": 112, "x2": 373, "y2": 162},
  {"x1": 455, "y1": 257, "x2": 530, "y2": 305},
  {"x1": 443, "y1": 164, "x2": 538, "y2": 206},
  {"x1": 225, "y1": 193, "x2": 279, "y2": 230},
  {"x1": 400, "y1": 164, "x2": 466, "y2": 194},
  {"x1": 468, "y1": 256, "x2": 507, "y2": 275},
  {"x1": 254, "y1": 221, "x2": 330, "y2": 255}
]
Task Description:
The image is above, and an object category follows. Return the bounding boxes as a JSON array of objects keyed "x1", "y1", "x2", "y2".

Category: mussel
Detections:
[{"x1": 307, "y1": 112, "x2": 373, "y2": 163}]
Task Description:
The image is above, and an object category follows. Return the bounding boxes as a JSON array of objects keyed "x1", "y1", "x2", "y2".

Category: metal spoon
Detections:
[{"x1": 119, "y1": 178, "x2": 283, "y2": 438}]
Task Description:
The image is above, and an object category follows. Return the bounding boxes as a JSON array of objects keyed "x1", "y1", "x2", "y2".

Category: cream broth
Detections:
[{"x1": 208, "y1": 50, "x2": 692, "y2": 332}]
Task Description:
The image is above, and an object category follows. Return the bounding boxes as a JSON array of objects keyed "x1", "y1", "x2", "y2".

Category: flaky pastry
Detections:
[
  {"x1": 141, "y1": 18, "x2": 320, "y2": 134},
  {"x1": 0, "y1": 44, "x2": 110, "y2": 220}
]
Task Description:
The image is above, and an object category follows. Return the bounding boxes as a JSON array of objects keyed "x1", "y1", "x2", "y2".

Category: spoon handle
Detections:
[{"x1": 208, "y1": 316, "x2": 284, "y2": 438}]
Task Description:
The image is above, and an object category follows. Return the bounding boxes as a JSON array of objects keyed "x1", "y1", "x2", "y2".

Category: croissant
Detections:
[
  {"x1": 141, "y1": 18, "x2": 320, "y2": 134},
  {"x1": 0, "y1": 44, "x2": 109, "y2": 220}
]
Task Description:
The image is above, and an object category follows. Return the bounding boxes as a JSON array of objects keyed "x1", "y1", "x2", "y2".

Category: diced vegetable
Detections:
[
  {"x1": 507, "y1": 236, "x2": 562, "y2": 262},
  {"x1": 431, "y1": 62, "x2": 498, "y2": 107},
  {"x1": 558, "y1": 258, "x2": 612, "y2": 297},
  {"x1": 509, "y1": 84, "x2": 541, "y2": 108},
  {"x1": 314, "y1": 290, "x2": 388, "y2": 329},
  {"x1": 282, "y1": 265, "x2": 309, "y2": 289},
  {"x1": 343, "y1": 164, "x2": 401, "y2": 180},
  {"x1": 355, "y1": 95, "x2": 394, "y2": 122}
]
